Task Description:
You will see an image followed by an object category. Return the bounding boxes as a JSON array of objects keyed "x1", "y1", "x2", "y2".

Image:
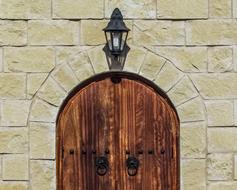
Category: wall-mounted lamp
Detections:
[{"x1": 103, "y1": 8, "x2": 130, "y2": 70}]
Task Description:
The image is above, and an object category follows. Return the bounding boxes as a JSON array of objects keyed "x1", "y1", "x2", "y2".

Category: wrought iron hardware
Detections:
[
  {"x1": 126, "y1": 157, "x2": 139, "y2": 176},
  {"x1": 95, "y1": 156, "x2": 109, "y2": 176},
  {"x1": 69, "y1": 149, "x2": 75, "y2": 155}
]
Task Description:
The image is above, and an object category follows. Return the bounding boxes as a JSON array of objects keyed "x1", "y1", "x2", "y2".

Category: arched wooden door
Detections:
[{"x1": 57, "y1": 72, "x2": 180, "y2": 190}]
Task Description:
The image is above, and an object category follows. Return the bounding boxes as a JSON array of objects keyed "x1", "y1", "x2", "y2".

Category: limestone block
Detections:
[
  {"x1": 0, "y1": 21, "x2": 27, "y2": 46},
  {"x1": 0, "y1": 127, "x2": 28, "y2": 153},
  {"x1": 105, "y1": 0, "x2": 156, "y2": 19},
  {"x1": 87, "y1": 46, "x2": 108, "y2": 73},
  {"x1": 0, "y1": 0, "x2": 51, "y2": 19},
  {"x1": 234, "y1": 0, "x2": 237, "y2": 18},
  {"x1": 52, "y1": 64, "x2": 78, "y2": 92},
  {"x1": 5, "y1": 47, "x2": 55, "y2": 72},
  {"x1": 3, "y1": 154, "x2": 28, "y2": 180},
  {"x1": 153, "y1": 47, "x2": 207, "y2": 72},
  {"x1": 177, "y1": 97, "x2": 205, "y2": 123},
  {"x1": 1, "y1": 100, "x2": 31, "y2": 126},
  {"x1": 180, "y1": 122, "x2": 206, "y2": 158},
  {"x1": 30, "y1": 99, "x2": 58, "y2": 123},
  {"x1": 168, "y1": 76, "x2": 198, "y2": 106},
  {"x1": 139, "y1": 51, "x2": 166, "y2": 80},
  {"x1": 27, "y1": 73, "x2": 48, "y2": 99},
  {"x1": 53, "y1": 0, "x2": 103, "y2": 19},
  {"x1": 0, "y1": 73, "x2": 26, "y2": 99},
  {"x1": 235, "y1": 100, "x2": 237, "y2": 126},
  {"x1": 29, "y1": 20, "x2": 79, "y2": 45},
  {"x1": 30, "y1": 122, "x2": 55, "y2": 159},
  {"x1": 157, "y1": 0, "x2": 208, "y2": 19},
  {"x1": 133, "y1": 20, "x2": 185, "y2": 46},
  {"x1": 207, "y1": 153, "x2": 232, "y2": 180},
  {"x1": 30, "y1": 160, "x2": 55, "y2": 190},
  {"x1": 155, "y1": 61, "x2": 184, "y2": 92},
  {"x1": 0, "y1": 182, "x2": 28, "y2": 190},
  {"x1": 208, "y1": 128, "x2": 237, "y2": 152},
  {"x1": 208, "y1": 182, "x2": 237, "y2": 190},
  {"x1": 234, "y1": 46, "x2": 237, "y2": 71},
  {"x1": 182, "y1": 159, "x2": 206, "y2": 190},
  {"x1": 191, "y1": 74, "x2": 237, "y2": 99},
  {"x1": 209, "y1": 0, "x2": 232, "y2": 18},
  {"x1": 0, "y1": 48, "x2": 2, "y2": 72},
  {"x1": 186, "y1": 20, "x2": 237, "y2": 45},
  {"x1": 208, "y1": 47, "x2": 233, "y2": 72},
  {"x1": 69, "y1": 52, "x2": 94, "y2": 81},
  {"x1": 38, "y1": 77, "x2": 66, "y2": 106},
  {"x1": 205, "y1": 100, "x2": 234, "y2": 127},
  {"x1": 234, "y1": 155, "x2": 237, "y2": 179}
]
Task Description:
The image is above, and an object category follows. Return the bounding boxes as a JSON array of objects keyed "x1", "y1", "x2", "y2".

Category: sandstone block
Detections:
[
  {"x1": 0, "y1": 182, "x2": 28, "y2": 190},
  {"x1": 28, "y1": 20, "x2": 79, "y2": 45},
  {"x1": 0, "y1": 127, "x2": 28, "y2": 153},
  {"x1": 205, "y1": 100, "x2": 234, "y2": 127},
  {"x1": 208, "y1": 47, "x2": 233, "y2": 72},
  {"x1": 105, "y1": 0, "x2": 156, "y2": 18},
  {"x1": 1, "y1": 100, "x2": 31, "y2": 126},
  {"x1": 180, "y1": 122, "x2": 206, "y2": 158},
  {"x1": 30, "y1": 122, "x2": 55, "y2": 159},
  {"x1": 0, "y1": 21, "x2": 26, "y2": 46},
  {"x1": 157, "y1": 0, "x2": 208, "y2": 19},
  {"x1": 3, "y1": 154, "x2": 28, "y2": 180},
  {"x1": 209, "y1": 0, "x2": 232, "y2": 18},
  {"x1": 5, "y1": 47, "x2": 55, "y2": 72},
  {"x1": 53, "y1": 0, "x2": 103, "y2": 18},
  {"x1": 208, "y1": 182, "x2": 237, "y2": 190},
  {"x1": 208, "y1": 128, "x2": 237, "y2": 152},
  {"x1": 133, "y1": 21, "x2": 185, "y2": 46},
  {"x1": 0, "y1": 73, "x2": 26, "y2": 99}
]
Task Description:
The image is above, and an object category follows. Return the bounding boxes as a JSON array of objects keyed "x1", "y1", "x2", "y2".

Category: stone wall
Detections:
[{"x1": 0, "y1": 0, "x2": 237, "y2": 189}]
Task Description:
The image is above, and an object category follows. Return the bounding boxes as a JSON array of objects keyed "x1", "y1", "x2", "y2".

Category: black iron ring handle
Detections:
[
  {"x1": 126, "y1": 157, "x2": 139, "y2": 176},
  {"x1": 95, "y1": 156, "x2": 109, "y2": 176}
]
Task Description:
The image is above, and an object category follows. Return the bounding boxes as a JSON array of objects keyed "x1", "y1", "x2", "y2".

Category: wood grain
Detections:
[{"x1": 57, "y1": 76, "x2": 180, "y2": 190}]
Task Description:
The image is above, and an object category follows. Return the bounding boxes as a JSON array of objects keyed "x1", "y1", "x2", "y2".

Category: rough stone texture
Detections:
[
  {"x1": 4, "y1": 47, "x2": 55, "y2": 72},
  {"x1": 168, "y1": 76, "x2": 198, "y2": 106},
  {"x1": 180, "y1": 122, "x2": 206, "y2": 158},
  {"x1": 186, "y1": 20, "x2": 237, "y2": 45},
  {"x1": 0, "y1": 0, "x2": 51, "y2": 19},
  {"x1": 0, "y1": 182, "x2": 28, "y2": 190},
  {"x1": 52, "y1": 64, "x2": 78, "y2": 92},
  {"x1": 235, "y1": 155, "x2": 237, "y2": 179},
  {"x1": 208, "y1": 47, "x2": 233, "y2": 72},
  {"x1": 105, "y1": 0, "x2": 156, "y2": 19},
  {"x1": 155, "y1": 61, "x2": 184, "y2": 92},
  {"x1": 0, "y1": 74, "x2": 26, "y2": 99},
  {"x1": 182, "y1": 159, "x2": 206, "y2": 190},
  {"x1": 177, "y1": 97, "x2": 205, "y2": 122},
  {"x1": 209, "y1": 0, "x2": 232, "y2": 18},
  {"x1": 30, "y1": 122, "x2": 55, "y2": 159},
  {"x1": 28, "y1": 20, "x2": 79, "y2": 45},
  {"x1": 1, "y1": 100, "x2": 31, "y2": 126},
  {"x1": 30, "y1": 160, "x2": 55, "y2": 190},
  {"x1": 191, "y1": 74, "x2": 237, "y2": 99},
  {"x1": 37, "y1": 77, "x2": 66, "y2": 106},
  {"x1": 157, "y1": 0, "x2": 208, "y2": 19},
  {"x1": 208, "y1": 128, "x2": 237, "y2": 152},
  {"x1": 27, "y1": 73, "x2": 48, "y2": 99},
  {"x1": 205, "y1": 100, "x2": 234, "y2": 127},
  {"x1": 0, "y1": 21, "x2": 27, "y2": 46},
  {"x1": 133, "y1": 21, "x2": 185, "y2": 46},
  {"x1": 30, "y1": 98, "x2": 58, "y2": 123},
  {"x1": 0, "y1": 127, "x2": 28, "y2": 153},
  {"x1": 2, "y1": 154, "x2": 28, "y2": 180},
  {"x1": 153, "y1": 47, "x2": 207, "y2": 72},
  {"x1": 53, "y1": 0, "x2": 104, "y2": 18},
  {"x1": 207, "y1": 153, "x2": 233, "y2": 180},
  {"x1": 208, "y1": 182, "x2": 237, "y2": 190}
]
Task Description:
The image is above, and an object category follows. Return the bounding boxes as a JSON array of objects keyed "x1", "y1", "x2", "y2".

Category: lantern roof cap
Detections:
[{"x1": 103, "y1": 8, "x2": 130, "y2": 32}]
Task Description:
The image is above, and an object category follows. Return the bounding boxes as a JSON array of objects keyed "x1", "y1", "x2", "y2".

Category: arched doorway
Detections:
[{"x1": 56, "y1": 71, "x2": 180, "y2": 190}]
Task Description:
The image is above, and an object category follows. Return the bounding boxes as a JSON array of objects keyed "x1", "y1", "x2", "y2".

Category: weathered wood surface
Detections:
[{"x1": 57, "y1": 76, "x2": 180, "y2": 190}]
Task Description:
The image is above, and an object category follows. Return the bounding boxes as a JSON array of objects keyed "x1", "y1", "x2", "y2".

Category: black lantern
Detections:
[{"x1": 103, "y1": 8, "x2": 130, "y2": 56}]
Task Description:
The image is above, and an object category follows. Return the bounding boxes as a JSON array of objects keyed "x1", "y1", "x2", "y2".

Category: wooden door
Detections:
[{"x1": 57, "y1": 73, "x2": 180, "y2": 190}]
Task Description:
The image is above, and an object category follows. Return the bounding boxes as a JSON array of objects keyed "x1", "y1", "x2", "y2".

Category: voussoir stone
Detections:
[
  {"x1": 157, "y1": 0, "x2": 208, "y2": 19},
  {"x1": 209, "y1": 0, "x2": 232, "y2": 18},
  {"x1": 5, "y1": 47, "x2": 55, "y2": 72},
  {"x1": 53, "y1": 0, "x2": 104, "y2": 19},
  {"x1": 0, "y1": 182, "x2": 28, "y2": 190}
]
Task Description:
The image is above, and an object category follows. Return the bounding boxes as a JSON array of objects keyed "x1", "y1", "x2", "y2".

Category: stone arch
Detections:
[{"x1": 28, "y1": 45, "x2": 206, "y2": 189}]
